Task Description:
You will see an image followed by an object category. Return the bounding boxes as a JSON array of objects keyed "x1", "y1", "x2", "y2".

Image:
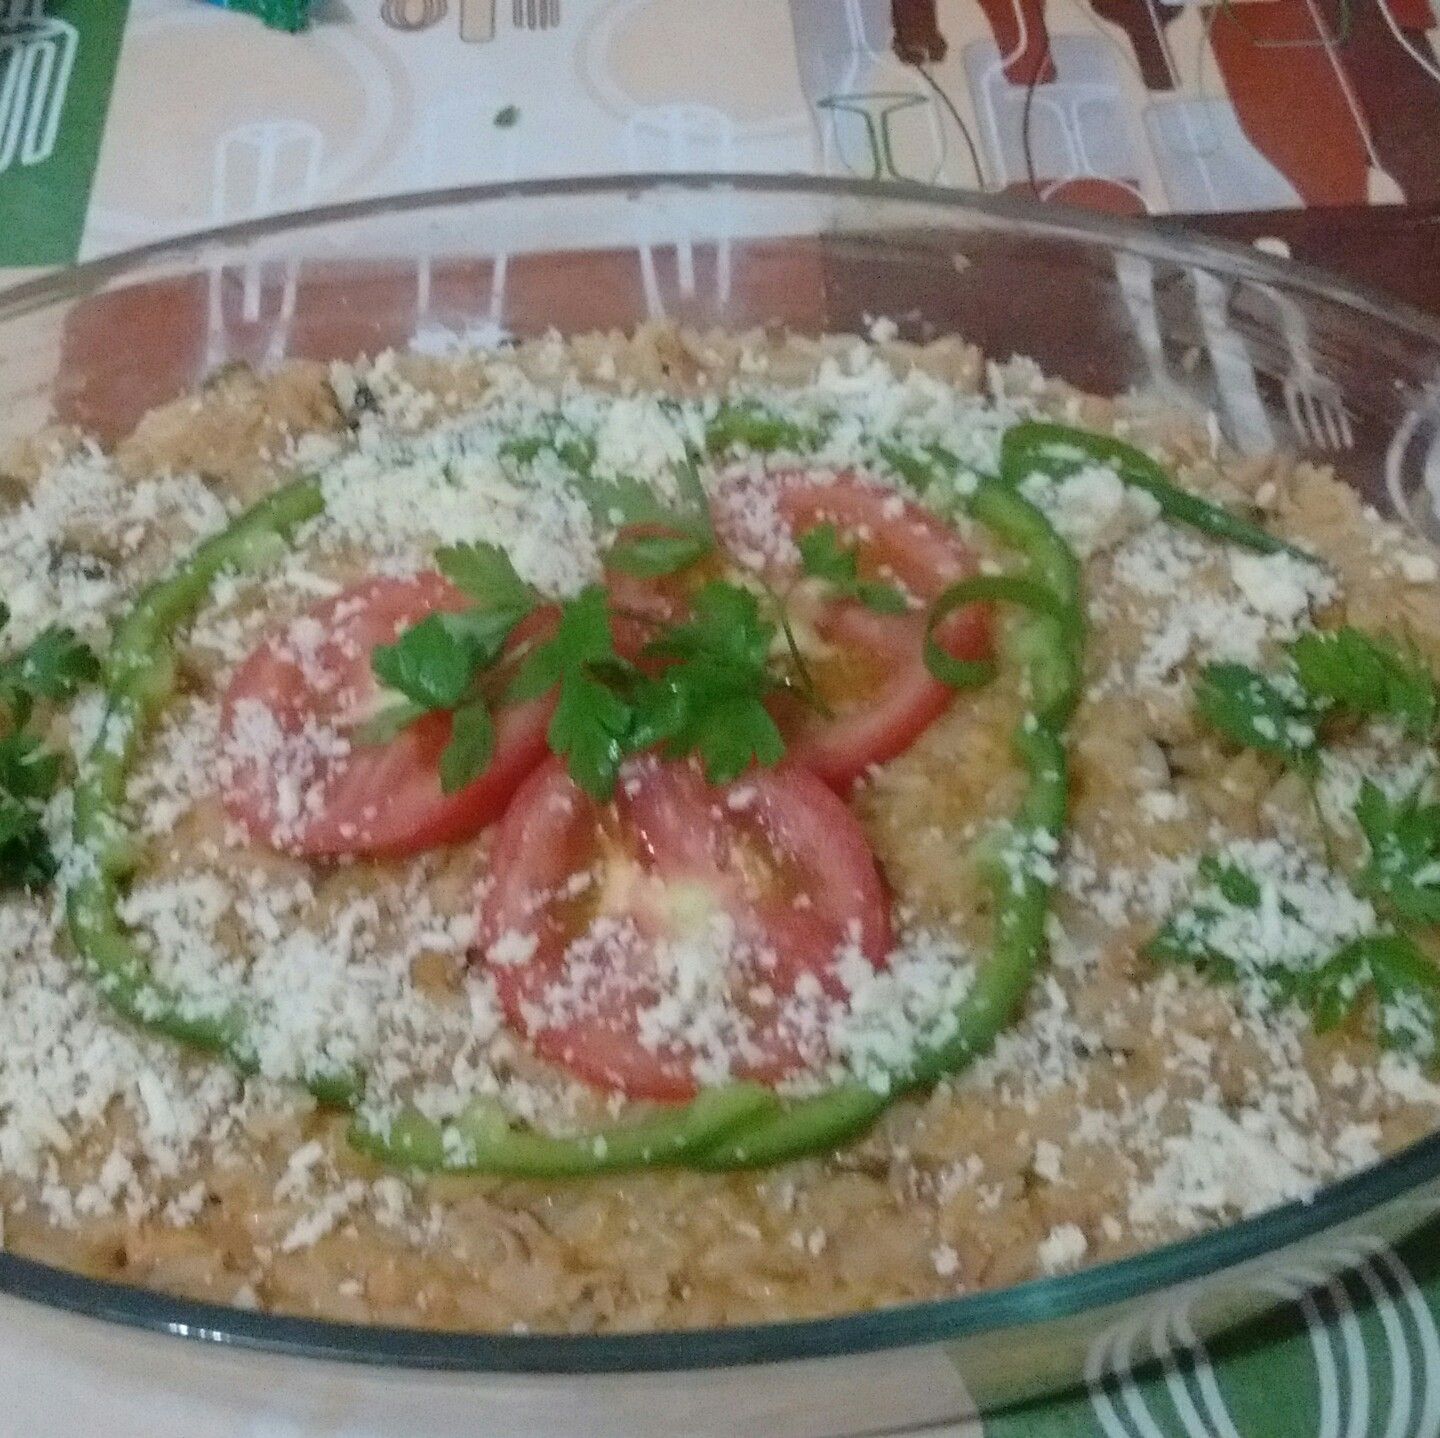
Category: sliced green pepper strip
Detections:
[
  {"x1": 705, "y1": 401, "x2": 826, "y2": 456},
  {"x1": 969, "y1": 479, "x2": 1082, "y2": 611},
  {"x1": 1001, "y1": 420, "x2": 1310, "y2": 560},
  {"x1": 65, "y1": 478, "x2": 362, "y2": 1103},
  {"x1": 694, "y1": 494, "x2": 1079, "y2": 1170},
  {"x1": 907, "y1": 719, "x2": 1065, "y2": 1087},
  {"x1": 923, "y1": 573, "x2": 1078, "y2": 718},
  {"x1": 692, "y1": 1084, "x2": 890, "y2": 1171},
  {"x1": 348, "y1": 1083, "x2": 779, "y2": 1177}
]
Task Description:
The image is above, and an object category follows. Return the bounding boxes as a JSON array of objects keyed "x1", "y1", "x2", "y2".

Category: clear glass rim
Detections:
[{"x1": 4, "y1": 173, "x2": 1440, "y2": 1373}]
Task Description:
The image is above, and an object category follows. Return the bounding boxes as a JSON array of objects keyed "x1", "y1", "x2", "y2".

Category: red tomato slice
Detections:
[
  {"x1": 476, "y1": 756, "x2": 892, "y2": 1101},
  {"x1": 718, "y1": 473, "x2": 991, "y2": 790},
  {"x1": 219, "y1": 573, "x2": 553, "y2": 858}
]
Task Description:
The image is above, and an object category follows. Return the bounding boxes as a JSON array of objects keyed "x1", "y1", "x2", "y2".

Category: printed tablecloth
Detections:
[{"x1": 5, "y1": 2, "x2": 1440, "y2": 1434}]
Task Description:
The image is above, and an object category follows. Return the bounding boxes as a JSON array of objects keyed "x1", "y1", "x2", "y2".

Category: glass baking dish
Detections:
[{"x1": 3, "y1": 175, "x2": 1440, "y2": 1437}]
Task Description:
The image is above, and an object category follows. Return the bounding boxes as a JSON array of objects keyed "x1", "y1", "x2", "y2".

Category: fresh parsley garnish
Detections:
[
  {"x1": 438, "y1": 700, "x2": 495, "y2": 795},
  {"x1": 0, "y1": 605, "x2": 98, "y2": 890},
  {"x1": 507, "y1": 585, "x2": 638, "y2": 800},
  {"x1": 796, "y1": 523, "x2": 909, "y2": 615},
  {"x1": 1291, "y1": 627, "x2": 1437, "y2": 739},
  {"x1": 0, "y1": 732, "x2": 63, "y2": 889},
  {"x1": 372, "y1": 608, "x2": 520, "y2": 713},
  {"x1": 638, "y1": 581, "x2": 785, "y2": 784},
  {"x1": 877, "y1": 441, "x2": 961, "y2": 493},
  {"x1": 1355, "y1": 781, "x2": 1440, "y2": 924},
  {"x1": 499, "y1": 409, "x2": 715, "y2": 553},
  {"x1": 435, "y1": 542, "x2": 538, "y2": 617},
  {"x1": 1149, "y1": 845, "x2": 1440, "y2": 1057},
  {"x1": 0, "y1": 603, "x2": 99, "y2": 726},
  {"x1": 1308, "y1": 934, "x2": 1440, "y2": 1056},
  {"x1": 498, "y1": 421, "x2": 596, "y2": 476},
  {"x1": 1147, "y1": 854, "x2": 1270, "y2": 981},
  {"x1": 1195, "y1": 662, "x2": 1321, "y2": 768},
  {"x1": 605, "y1": 529, "x2": 711, "y2": 579},
  {"x1": 365, "y1": 544, "x2": 539, "y2": 793},
  {"x1": 1195, "y1": 628, "x2": 1440, "y2": 768}
]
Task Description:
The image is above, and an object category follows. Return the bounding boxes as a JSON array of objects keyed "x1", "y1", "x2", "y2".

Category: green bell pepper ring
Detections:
[
  {"x1": 1000, "y1": 420, "x2": 1312, "y2": 560},
  {"x1": 65, "y1": 478, "x2": 363, "y2": 1102},
  {"x1": 60, "y1": 419, "x2": 1097, "y2": 1178},
  {"x1": 349, "y1": 1083, "x2": 779, "y2": 1177}
]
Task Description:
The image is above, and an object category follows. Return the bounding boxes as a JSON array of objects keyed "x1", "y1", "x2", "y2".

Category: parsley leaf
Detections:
[
  {"x1": 605, "y1": 530, "x2": 711, "y2": 579},
  {"x1": 550, "y1": 670, "x2": 636, "y2": 798},
  {"x1": 499, "y1": 421, "x2": 595, "y2": 476},
  {"x1": 0, "y1": 609, "x2": 99, "y2": 727},
  {"x1": 507, "y1": 586, "x2": 637, "y2": 799},
  {"x1": 1196, "y1": 662, "x2": 1321, "y2": 768},
  {"x1": 1355, "y1": 780, "x2": 1440, "y2": 924},
  {"x1": 1147, "y1": 853, "x2": 1267, "y2": 980},
  {"x1": 0, "y1": 608, "x2": 96, "y2": 891},
  {"x1": 640, "y1": 582, "x2": 785, "y2": 784},
  {"x1": 435, "y1": 542, "x2": 538, "y2": 617},
  {"x1": 1307, "y1": 934, "x2": 1440, "y2": 1056},
  {"x1": 0, "y1": 731, "x2": 64, "y2": 889},
  {"x1": 439, "y1": 700, "x2": 496, "y2": 794},
  {"x1": 796, "y1": 523, "x2": 909, "y2": 615},
  {"x1": 507, "y1": 585, "x2": 616, "y2": 702},
  {"x1": 1291, "y1": 627, "x2": 1437, "y2": 739},
  {"x1": 577, "y1": 452, "x2": 715, "y2": 557},
  {"x1": 372, "y1": 608, "x2": 519, "y2": 712}
]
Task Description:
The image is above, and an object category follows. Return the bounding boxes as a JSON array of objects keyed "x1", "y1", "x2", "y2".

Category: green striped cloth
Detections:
[{"x1": 985, "y1": 1223, "x2": 1440, "y2": 1437}]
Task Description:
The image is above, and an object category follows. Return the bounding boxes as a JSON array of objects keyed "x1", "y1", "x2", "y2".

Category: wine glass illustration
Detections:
[
  {"x1": 622, "y1": 104, "x2": 736, "y2": 320},
  {"x1": 205, "y1": 119, "x2": 324, "y2": 369}
]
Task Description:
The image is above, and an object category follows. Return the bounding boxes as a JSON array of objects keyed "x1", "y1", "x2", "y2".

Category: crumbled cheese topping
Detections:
[
  {"x1": 1019, "y1": 463, "x2": 1160, "y2": 560},
  {"x1": 2, "y1": 330, "x2": 1437, "y2": 1289},
  {"x1": 1100, "y1": 525, "x2": 1337, "y2": 691}
]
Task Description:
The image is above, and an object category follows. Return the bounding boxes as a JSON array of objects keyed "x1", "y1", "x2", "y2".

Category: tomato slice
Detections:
[
  {"x1": 219, "y1": 573, "x2": 553, "y2": 858},
  {"x1": 717, "y1": 473, "x2": 992, "y2": 790},
  {"x1": 476, "y1": 756, "x2": 892, "y2": 1101}
]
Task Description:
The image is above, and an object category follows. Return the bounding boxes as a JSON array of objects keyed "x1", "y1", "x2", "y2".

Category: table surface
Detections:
[{"x1": 5, "y1": 2, "x2": 1440, "y2": 1434}]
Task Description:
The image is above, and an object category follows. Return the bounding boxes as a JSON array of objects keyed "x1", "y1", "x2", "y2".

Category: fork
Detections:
[
  {"x1": 512, "y1": 0, "x2": 558, "y2": 28},
  {"x1": 1284, "y1": 366, "x2": 1355, "y2": 454},
  {"x1": 1274, "y1": 293, "x2": 1354, "y2": 453}
]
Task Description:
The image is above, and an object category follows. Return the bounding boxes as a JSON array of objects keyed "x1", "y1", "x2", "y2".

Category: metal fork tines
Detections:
[
  {"x1": 1284, "y1": 369, "x2": 1355, "y2": 453},
  {"x1": 1258, "y1": 281, "x2": 1356, "y2": 454},
  {"x1": 513, "y1": 0, "x2": 557, "y2": 27}
]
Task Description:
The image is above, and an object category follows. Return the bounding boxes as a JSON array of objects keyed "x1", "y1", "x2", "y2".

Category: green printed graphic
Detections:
[{"x1": 0, "y1": 1, "x2": 129, "y2": 267}]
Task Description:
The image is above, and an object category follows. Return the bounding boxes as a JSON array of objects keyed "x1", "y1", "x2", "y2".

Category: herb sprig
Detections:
[
  {"x1": 1197, "y1": 627, "x2": 1438, "y2": 763},
  {"x1": 363, "y1": 544, "x2": 538, "y2": 792},
  {"x1": 797, "y1": 523, "x2": 909, "y2": 615},
  {"x1": 1355, "y1": 781, "x2": 1440, "y2": 924},
  {"x1": 637, "y1": 582, "x2": 785, "y2": 783},
  {"x1": 1147, "y1": 850, "x2": 1440, "y2": 1055},
  {"x1": 367, "y1": 551, "x2": 798, "y2": 800},
  {"x1": 1292, "y1": 628, "x2": 1437, "y2": 739},
  {"x1": 1195, "y1": 663, "x2": 1322, "y2": 769},
  {"x1": 1156, "y1": 624, "x2": 1440, "y2": 1057},
  {"x1": 0, "y1": 603, "x2": 99, "y2": 889}
]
